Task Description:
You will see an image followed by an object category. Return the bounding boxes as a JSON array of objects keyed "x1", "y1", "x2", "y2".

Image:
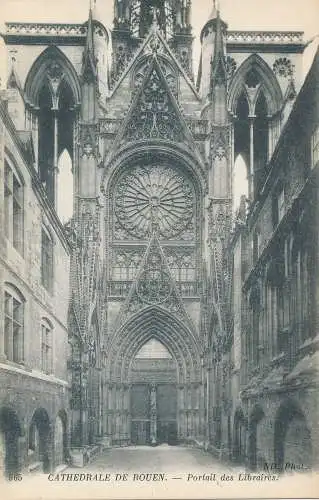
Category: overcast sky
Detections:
[{"x1": 0, "y1": 0, "x2": 318, "y2": 84}]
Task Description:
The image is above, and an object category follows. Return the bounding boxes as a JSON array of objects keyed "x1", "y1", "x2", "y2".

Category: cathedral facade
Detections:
[{"x1": 0, "y1": 0, "x2": 318, "y2": 476}]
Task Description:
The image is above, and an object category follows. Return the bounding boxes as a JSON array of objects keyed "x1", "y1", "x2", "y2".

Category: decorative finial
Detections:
[
  {"x1": 151, "y1": 6, "x2": 159, "y2": 27},
  {"x1": 213, "y1": 0, "x2": 221, "y2": 13}
]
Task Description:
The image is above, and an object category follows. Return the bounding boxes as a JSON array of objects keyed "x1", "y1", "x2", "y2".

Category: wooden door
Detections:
[{"x1": 131, "y1": 384, "x2": 150, "y2": 445}]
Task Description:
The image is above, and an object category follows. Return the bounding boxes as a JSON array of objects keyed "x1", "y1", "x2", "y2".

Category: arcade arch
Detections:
[
  {"x1": 28, "y1": 408, "x2": 51, "y2": 473},
  {"x1": 0, "y1": 407, "x2": 22, "y2": 478},
  {"x1": 248, "y1": 404, "x2": 265, "y2": 470},
  {"x1": 274, "y1": 400, "x2": 312, "y2": 471}
]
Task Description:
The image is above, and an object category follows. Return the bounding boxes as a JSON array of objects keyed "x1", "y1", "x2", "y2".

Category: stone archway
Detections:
[
  {"x1": 228, "y1": 53, "x2": 283, "y2": 117},
  {"x1": 233, "y1": 408, "x2": 247, "y2": 464},
  {"x1": 274, "y1": 400, "x2": 312, "y2": 472},
  {"x1": 130, "y1": 338, "x2": 178, "y2": 446},
  {"x1": 248, "y1": 404, "x2": 265, "y2": 470},
  {"x1": 29, "y1": 408, "x2": 51, "y2": 473},
  {"x1": 54, "y1": 411, "x2": 68, "y2": 468},
  {"x1": 104, "y1": 307, "x2": 202, "y2": 446},
  {"x1": 0, "y1": 407, "x2": 22, "y2": 478}
]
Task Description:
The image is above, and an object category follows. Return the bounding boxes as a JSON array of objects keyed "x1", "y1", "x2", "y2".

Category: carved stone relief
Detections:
[
  {"x1": 122, "y1": 65, "x2": 184, "y2": 143},
  {"x1": 133, "y1": 56, "x2": 177, "y2": 96},
  {"x1": 273, "y1": 57, "x2": 294, "y2": 78},
  {"x1": 226, "y1": 56, "x2": 237, "y2": 81},
  {"x1": 210, "y1": 125, "x2": 231, "y2": 161},
  {"x1": 117, "y1": 235, "x2": 195, "y2": 327}
]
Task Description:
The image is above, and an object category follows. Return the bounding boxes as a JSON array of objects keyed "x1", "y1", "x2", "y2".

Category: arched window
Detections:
[
  {"x1": 4, "y1": 157, "x2": 24, "y2": 254},
  {"x1": 4, "y1": 284, "x2": 25, "y2": 363},
  {"x1": 38, "y1": 83, "x2": 54, "y2": 202},
  {"x1": 233, "y1": 154, "x2": 249, "y2": 213},
  {"x1": 266, "y1": 256, "x2": 285, "y2": 355},
  {"x1": 57, "y1": 149, "x2": 73, "y2": 223},
  {"x1": 166, "y1": 251, "x2": 195, "y2": 282},
  {"x1": 38, "y1": 77, "x2": 75, "y2": 212},
  {"x1": 252, "y1": 229, "x2": 261, "y2": 264},
  {"x1": 28, "y1": 421, "x2": 39, "y2": 457},
  {"x1": 254, "y1": 91, "x2": 269, "y2": 191},
  {"x1": 249, "y1": 282, "x2": 261, "y2": 366},
  {"x1": 272, "y1": 181, "x2": 285, "y2": 228},
  {"x1": 41, "y1": 319, "x2": 53, "y2": 374},
  {"x1": 234, "y1": 93, "x2": 250, "y2": 198},
  {"x1": 113, "y1": 251, "x2": 142, "y2": 281},
  {"x1": 291, "y1": 237, "x2": 313, "y2": 345},
  {"x1": 41, "y1": 226, "x2": 54, "y2": 293},
  {"x1": 230, "y1": 56, "x2": 283, "y2": 200},
  {"x1": 25, "y1": 49, "x2": 79, "y2": 219},
  {"x1": 312, "y1": 126, "x2": 319, "y2": 169},
  {"x1": 135, "y1": 338, "x2": 172, "y2": 359}
]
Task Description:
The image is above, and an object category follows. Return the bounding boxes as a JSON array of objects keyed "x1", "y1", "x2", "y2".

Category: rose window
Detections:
[{"x1": 114, "y1": 164, "x2": 194, "y2": 239}]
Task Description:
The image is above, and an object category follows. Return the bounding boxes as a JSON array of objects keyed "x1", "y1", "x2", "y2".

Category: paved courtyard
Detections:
[{"x1": 69, "y1": 445, "x2": 237, "y2": 474}]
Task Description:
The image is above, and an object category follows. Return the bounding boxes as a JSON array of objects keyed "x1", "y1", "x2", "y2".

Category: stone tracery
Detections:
[
  {"x1": 122, "y1": 64, "x2": 185, "y2": 143},
  {"x1": 114, "y1": 163, "x2": 194, "y2": 240}
]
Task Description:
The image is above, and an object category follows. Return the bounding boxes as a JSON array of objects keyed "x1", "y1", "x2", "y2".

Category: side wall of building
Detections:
[
  {"x1": 228, "y1": 50, "x2": 319, "y2": 471},
  {"x1": 0, "y1": 101, "x2": 71, "y2": 477}
]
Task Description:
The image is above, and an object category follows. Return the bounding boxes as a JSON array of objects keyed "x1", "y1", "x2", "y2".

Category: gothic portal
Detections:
[
  {"x1": 101, "y1": 0, "x2": 206, "y2": 445},
  {"x1": 53, "y1": 1, "x2": 299, "y2": 446},
  {"x1": 2, "y1": 0, "x2": 311, "y2": 456}
]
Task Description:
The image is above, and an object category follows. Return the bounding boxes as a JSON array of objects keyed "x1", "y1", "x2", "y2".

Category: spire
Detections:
[
  {"x1": 211, "y1": 9, "x2": 227, "y2": 88},
  {"x1": 92, "y1": 0, "x2": 103, "y2": 25},
  {"x1": 200, "y1": 0, "x2": 226, "y2": 43},
  {"x1": 208, "y1": 0, "x2": 218, "y2": 22},
  {"x1": 82, "y1": 4, "x2": 97, "y2": 83}
]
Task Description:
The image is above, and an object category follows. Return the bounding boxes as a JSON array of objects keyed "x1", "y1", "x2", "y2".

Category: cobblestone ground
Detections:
[{"x1": 68, "y1": 445, "x2": 238, "y2": 473}]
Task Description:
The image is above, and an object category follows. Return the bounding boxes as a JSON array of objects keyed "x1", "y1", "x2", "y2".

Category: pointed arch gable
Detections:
[
  {"x1": 107, "y1": 306, "x2": 201, "y2": 383},
  {"x1": 24, "y1": 46, "x2": 81, "y2": 108},
  {"x1": 135, "y1": 338, "x2": 173, "y2": 359},
  {"x1": 228, "y1": 54, "x2": 283, "y2": 116},
  {"x1": 103, "y1": 141, "x2": 207, "y2": 199}
]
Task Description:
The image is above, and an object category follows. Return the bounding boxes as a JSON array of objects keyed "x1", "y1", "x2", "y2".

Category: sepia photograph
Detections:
[{"x1": 0, "y1": 0, "x2": 318, "y2": 498}]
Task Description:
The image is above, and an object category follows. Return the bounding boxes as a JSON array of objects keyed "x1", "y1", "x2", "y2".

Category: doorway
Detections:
[
  {"x1": 130, "y1": 338, "x2": 178, "y2": 445},
  {"x1": 131, "y1": 384, "x2": 151, "y2": 445},
  {"x1": 130, "y1": 383, "x2": 177, "y2": 445}
]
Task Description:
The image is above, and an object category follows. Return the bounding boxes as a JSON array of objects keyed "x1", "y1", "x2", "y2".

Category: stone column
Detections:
[
  {"x1": 17, "y1": 435, "x2": 26, "y2": 473},
  {"x1": 194, "y1": 384, "x2": 200, "y2": 440},
  {"x1": 124, "y1": 384, "x2": 130, "y2": 442},
  {"x1": 150, "y1": 384, "x2": 157, "y2": 445},
  {"x1": 178, "y1": 384, "x2": 185, "y2": 440},
  {"x1": 248, "y1": 116, "x2": 254, "y2": 199},
  {"x1": 187, "y1": 385, "x2": 193, "y2": 438},
  {"x1": 52, "y1": 110, "x2": 59, "y2": 208},
  {"x1": 107, "y1": 384, "x2": 114, "y2": 437}
]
